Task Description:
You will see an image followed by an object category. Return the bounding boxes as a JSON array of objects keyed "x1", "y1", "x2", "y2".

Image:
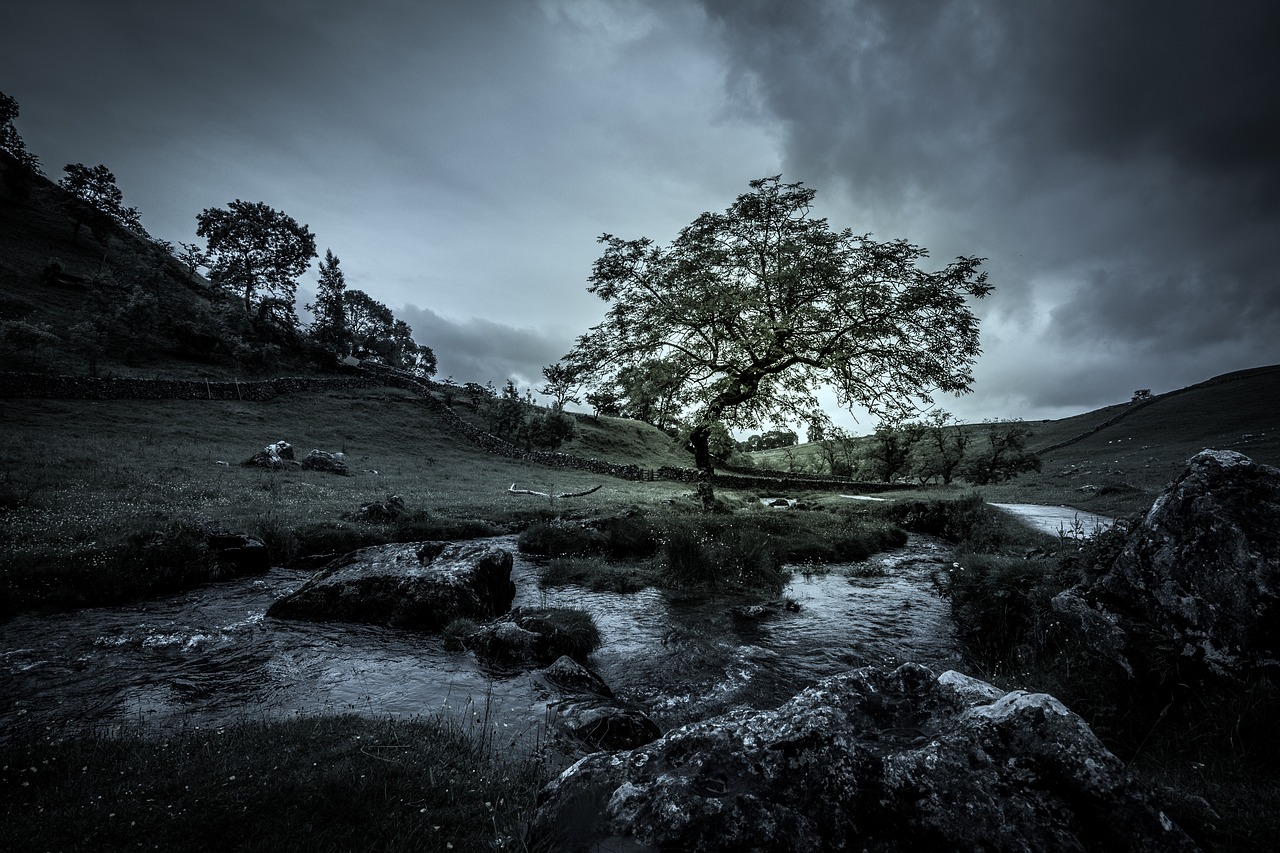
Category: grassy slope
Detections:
[
  {"x1": 743, "y1": 365, "x2": 1280, "y2": 517},
  {"x1": 0, "y1": 387, "x2": 697, "y2": 563}
]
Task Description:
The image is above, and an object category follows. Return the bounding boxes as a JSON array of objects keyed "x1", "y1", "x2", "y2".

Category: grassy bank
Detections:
[
  {"x1": 0, "y1": 389, "x2": 695, "y2": 614},
  {"x1": 889, "y1": 494, "x2": 1280, "y2": 852},
  {"x1": 521, "y1": 502, "x2": 909, "y2": 597},
  {"x1": 1, "y1": 713, "x2": 547, "y2": 853}
]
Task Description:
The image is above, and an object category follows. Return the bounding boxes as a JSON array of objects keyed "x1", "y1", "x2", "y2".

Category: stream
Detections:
[{"x1": 0, "y1": 534, "x2": 961, "y2": 756}]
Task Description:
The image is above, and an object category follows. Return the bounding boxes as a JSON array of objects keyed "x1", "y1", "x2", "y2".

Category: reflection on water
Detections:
[{"x1": 0, "y1": 534, "x2": 960, "y2": 749}]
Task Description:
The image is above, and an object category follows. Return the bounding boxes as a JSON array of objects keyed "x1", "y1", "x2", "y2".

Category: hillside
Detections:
[
  {"x1": 0, "y1": 150, "x2": 334, "y2": 378},
  {"x1": 743, "y1": 365, "x2": 1280, "y2": 515}
]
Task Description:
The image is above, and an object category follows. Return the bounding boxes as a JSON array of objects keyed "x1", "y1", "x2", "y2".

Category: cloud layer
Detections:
[{"x1": 4, "y1": 0, "x2": 1277, "y2": 427}]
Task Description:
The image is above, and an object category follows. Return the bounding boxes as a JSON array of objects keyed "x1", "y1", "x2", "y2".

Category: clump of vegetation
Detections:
[
  {"x1": 878, "y1": 492, "x2": 1046, "y2": 553},
  {"x1": 518, "y1": 607, "x2": 602, "y2": 661},
  {"x1": 656, "y1": 514, "x2": 787, "y2": 594},
  {"x1": 0, "y1": 714, "x2": 546, "y2": 853},
  {"x1": 539, "y1": 556, "x2": 655, "y2": 593},
  {"x1": 517, "y1": 521, "x2": 606, "y2": 556}
]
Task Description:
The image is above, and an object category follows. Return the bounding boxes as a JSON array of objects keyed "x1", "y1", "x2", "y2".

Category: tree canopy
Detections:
[
  {"x1": 565, "y1": 176, "x2": 992, "y2": 505},
  {"x1": 0, "y1": 91, "x2": 41, "y2": 172},
  {"x1": 59, "y1": 163, "x2": 148, "y2": 238},
  {"x1": 196, "y1": 200, "x2": 317, "y2": 316}
]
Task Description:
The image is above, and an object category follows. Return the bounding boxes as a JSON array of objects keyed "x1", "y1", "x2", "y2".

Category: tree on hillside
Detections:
[
  {"x1": 176, "y1": 241, "x2": 207, "y2": 277},
  {"x1": 961, "y1": 420, "x2": 1041, "y2": 485},
  {"x1": 909, "y1": 409, "x2": 970, "y2": 485},
  {"x1": 0, "y1": 91, "x2": 42, "y2": 173},
  {"x1": 585, "y1": 388, "x2": 622, "y2": 418},
  {"x1": 59, "y1": 163, "x2": 148, "y2": 239},
  {"x1": 540, "y1": 362, "x2": 582, "y2": 408},
  {"x1": 342, "y1": 289, "x2": 437, "y2": 377},
  {"x1": 196, "y1": 200, "x2": 317, "y2": 317},
  {"x1": 565, "y1": 176, "x2": 991, "y2": 507},
  {"x1": 614, "y1": 359, "x2": 689, "y2": 432},
  {"x1": 862, "y1": 419, "x2": 924, "y2": 483},
  {"x1": 306, "y1": 249, "x2": 350, "y2": 356}
]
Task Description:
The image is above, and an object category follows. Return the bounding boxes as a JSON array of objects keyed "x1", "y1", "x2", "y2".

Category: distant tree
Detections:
[
  {"x1": 1131, "y1": 389, "x2": 1152, "y2": 402},
  {"x1": 306, "y1": 249, "x2": 350, "y2": 356},
  {"x1": 59, "y1": 163, "x2": 148, "y2": 240},
  {"x1": 565, "y1": 176, "x2": 990, "y2": 507},
  {"x1": 815, "y1": 426, "x2": 859, "y2": 478},
  {"x1": 196, "y1": 200, "x2": 317, "y2": 316},
  {"x1": 0, "y1": 91, "x2": 42, "y2": 173},
  {"x1": 806, "y1": 421, "x2": 826, "y2": 443},
  {"x1": 614, "y1": 359, "x2": 688, "y2": 431},
  {"x1": 341, "y1": 288, "x2": 435, "y2": 377},
  {"x1": 489, "y1": 379, "x2": 527, "y2": 438},
  {"x1": 176, "y1": 241, "x2": 207, "y2": 277},
  {"x1": 517, "y1": 403, "x2": 577, "y2": 451},
  {"x1": 909, "y1": 409, "x2": 970, "y2": 485},
  {"x1": 961, "y1": 420, "x2": 1041, "y2": 485},
  {"x1": 0, "y1": 320, "x2": 59, "y2": 368},
  {"x1": 585, "y1": 388, "x2": 622, "y2": 418},
  {"x1": 862, "y1": 420, "x2": 924, "y2": 483},
  {"x1": 540, "y1": 362, "x2": 582, "y2": 408}
]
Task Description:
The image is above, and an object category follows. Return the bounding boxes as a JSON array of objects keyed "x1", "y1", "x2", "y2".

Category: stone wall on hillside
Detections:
[
  {"x1": 0, "y1": 372, "x2": 375, "y2": 402},
  {"x1": 1, "y1": 365, "x2": 900, "y2": 494}
]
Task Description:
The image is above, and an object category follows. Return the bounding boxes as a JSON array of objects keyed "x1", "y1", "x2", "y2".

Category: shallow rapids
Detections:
[{"x1": 1, "y1": 534, "x2": 961, "y2": 752}]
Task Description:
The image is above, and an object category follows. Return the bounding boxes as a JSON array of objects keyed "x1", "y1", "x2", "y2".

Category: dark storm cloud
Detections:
[{"x1": 701, "y1": 0, "x2": 1280, "y2": 415}]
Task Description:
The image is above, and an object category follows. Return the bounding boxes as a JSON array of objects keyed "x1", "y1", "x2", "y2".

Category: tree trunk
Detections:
[{"x1": 688, "y1": 422, "x2": 717, "y2": 509}]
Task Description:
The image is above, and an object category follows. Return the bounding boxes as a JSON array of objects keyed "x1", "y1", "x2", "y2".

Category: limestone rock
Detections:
[
  {"x1": 299, "y1": 448, "x2": 348, "y2": 475},
  {"x1": 536, "y1": 656, "x2": 662, "y2": 752},
  {"x1": 463, "y1": 607, "x2": 599, "y2": 666},
  {"x1": 243, "y1": 440, "x2": 295, "y2": 469},
  {"x1": 266, "y1": 541, "x2": 514, "y2": 630},
  {"x1": 206, "y1": 531, "x2": 270, "y2": 579},
  {"x1": 1053, "y1": 449, "x2": 1280, "y2": 678},
  {"x1": 356, "y1": 494, "x2": 405, "y2": 523},
  {"x1": 531, "y1": 663, "x2": 1197, "y2": 852}
]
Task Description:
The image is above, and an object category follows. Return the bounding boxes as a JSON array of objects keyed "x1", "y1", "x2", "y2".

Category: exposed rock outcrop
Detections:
[
  {"x1": 266, "y1": 541, "x2": 514, "y2": 630},
  {"x1": 243, "y1": 440, "x2": 295, "y2": 469},
  {"x1": 355, "y1": 494, "x2": 405, "y2": 523},
  {"x1": 205, "y1": 530, "x2": 270, "y2": 578},
  {"x1": 537, "y1": 656, "x2": 662, "y2": 752},
  {"x1": 1053, "y1": 449, "x2": 1280, "y2": 678},
  {"x1": 531, "y1": 663, "x2": 1197, "y2": 852},
  {"x1": 461, "y1": 607, "x2": 601, "y2": 666},
  {"x1": 300, "y1": 448, "x2": 348, "y2": 475}
]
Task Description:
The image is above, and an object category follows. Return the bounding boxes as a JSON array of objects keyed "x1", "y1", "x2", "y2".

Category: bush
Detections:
[
  {"x1": 657, "y1": 515, "x2": 787, "y2": 594},
  {"x1": 517, "y1": 521, "x2": 605, "y2": 556},
  {"x1": 879, "y1": 493, "x2": 1042, "y2": 553},
  {"x1": 539, "y1": 557, "x2": 653, "y2": 593},
  {"x1": 518, "y1": 607, "x2": 602, "y2": 661}
]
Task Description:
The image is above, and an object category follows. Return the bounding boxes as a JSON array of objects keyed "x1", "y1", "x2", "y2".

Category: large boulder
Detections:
[
  {"x1": 531, "y1": 663, "x2": 1197, "y2": 852},
  {"x1": 300, "y1": 448, "x2": 349, "y2": 475},
  {"x1": 1053, "y1": 449, "x2": 1280, "y2": 678},
  {"x1": 266, "y1": 541, "x2": 514, "y2": 630},
  {"x1": 243, "y1": 440, "x2": 295, "y2": 469}
]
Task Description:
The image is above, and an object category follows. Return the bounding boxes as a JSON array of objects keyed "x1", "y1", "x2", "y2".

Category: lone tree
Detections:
[
  {"x1": 566, "y1": 176, "x2": 992, "y2": 507},
  {"x1": 196, "y1": 200, "x2": 317, "y2": 316}
]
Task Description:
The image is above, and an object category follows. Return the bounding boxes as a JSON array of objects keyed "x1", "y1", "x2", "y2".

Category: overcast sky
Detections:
[{"x1": 4, "y1": 0, "x2": 1278, "y2": 430}]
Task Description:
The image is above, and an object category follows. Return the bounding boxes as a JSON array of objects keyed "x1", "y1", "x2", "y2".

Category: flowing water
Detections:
[{"x1": 0, "y1": 535, "x2": 961, "y2": 754}]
